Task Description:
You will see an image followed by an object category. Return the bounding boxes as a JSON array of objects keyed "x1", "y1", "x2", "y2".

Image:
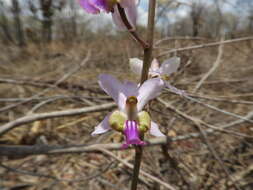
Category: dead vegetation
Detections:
[{"x1": 0, "y1": 36, "x2": 252, "y2": 190}]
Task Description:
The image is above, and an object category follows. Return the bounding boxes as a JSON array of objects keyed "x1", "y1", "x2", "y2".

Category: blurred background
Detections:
[{"x1": 0, "y1": 0, "x2": 252, "y2": 190}]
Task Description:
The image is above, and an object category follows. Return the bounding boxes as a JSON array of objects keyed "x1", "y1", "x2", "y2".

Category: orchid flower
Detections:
[
  {"x1": 78, "y1": 0, "x2": 137, "y2": 30},
  {"x1": 129, "y1": 57, "x2": 186, "y2": 96},
  {"x1": 92, "y1": 74, "x2": 165, "y2": 148}
]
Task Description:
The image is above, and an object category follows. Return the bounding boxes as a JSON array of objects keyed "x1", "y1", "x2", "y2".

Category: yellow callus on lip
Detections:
[
  {"x1": 109, "y1": 110, "x2": 127, "y2": 132},
  {"x1": 137, "y1": 111, "x2": 151, "y2": 133},
  {"x1": 109, "y1": 110, "x2": 151, "y2": 134}
]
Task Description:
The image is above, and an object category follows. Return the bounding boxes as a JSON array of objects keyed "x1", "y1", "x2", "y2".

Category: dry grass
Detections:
[{"x1": 0, "y1": 36, "x2": 252, "y2": 190}]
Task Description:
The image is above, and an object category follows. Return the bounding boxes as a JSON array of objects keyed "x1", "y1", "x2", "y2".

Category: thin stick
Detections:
[
  {"x1": 194, "y1": 38, "x2": 224, "y2": 92},
  {"x1": 157, "y1": 36, "x2": 253, "y2": 57},
  {"x1": 0, "y1": 102, "x2": 116, "y2": 136}
]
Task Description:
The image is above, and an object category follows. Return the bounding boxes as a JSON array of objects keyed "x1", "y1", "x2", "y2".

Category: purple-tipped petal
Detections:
[
  {"x1": 122, "y1": 120, "x2": 146, "y2": 148},
  {"x1": 89, "y1": 0, "x2": 110, "y2": 12},
  {"x1": 79, "y1": 0, "x2": 100, "y2": 14},
  {"x1": 98, "y1": 74, "x2": 125, "y2": 111},
  {"x1": 150, "y1": 121, "x2": 165, "y2": 137},
  {"x1": 137, "y1": 78, "x2": 165, "y2": 111},
  {"x1": 91, "y1": 113, "x2": 111, "y2": 136},
  {"x1": 160, "y1": 57, "x2": 180, "y2": 76}
]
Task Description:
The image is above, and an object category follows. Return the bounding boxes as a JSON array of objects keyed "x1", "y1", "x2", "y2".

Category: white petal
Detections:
[
  {"x1": 150, "y1": 121, "x2": 165, "y2": 137},
  {"x1": 98, "y1": 74, "x2": 124, "y2": 110},
  {"x1": 91, "y1": 113, "x2": 111, "y2": 136},
  {"x1": 129, "y1": 58, "x2": 143, "y2": 76},
  {"x1": 160, "y1": 57, "x2": 180, "y2": 75},
  {"x1": 137, "y1": 78, "x2": 165, "y2": 111},
  {"x1": 149, "y1": 59, "x2": 161, "y2": 77},
  {"x1": 150, "y1": 59, "x2": 160, "y2": 72}
]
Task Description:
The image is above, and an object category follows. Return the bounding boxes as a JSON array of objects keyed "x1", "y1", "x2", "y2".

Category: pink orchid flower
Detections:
[
  {"x1": 78, "y1": 0, "x2": 137, "y2": 30},
  {"x1": 92, "y1": 74, "x2": 165, "y2": 148},
  {"x1": 129, "y1": 57, "x2": 186, "y2": 96}
]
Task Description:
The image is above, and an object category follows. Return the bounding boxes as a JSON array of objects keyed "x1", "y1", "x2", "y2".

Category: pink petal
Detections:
[
  {"x1": 91, "y1": 113, "x2": 111, "y2": 136},
  {"x1": 89, "y1": 0, "x2": 110, "y2": 12},
  {"x1": 122, "y1": 0, "x2": 137, "y2": 29},
  {"x1": 150, "y1": 121, "x2": 165, "y2": 137},
  {"x1": 120, "y1": 0, "x2": 136, "y2": 8},
  {"x1": 111, "y1": 6, "x2": 127, "y2": 30},
  {"x1": 79, "y1": 0, "x2": 100, "y2": 14},
  {"x1": 111, "y1": 1, "x2": 137, "y2": 30},
  {"x1": 160, "y1": 57, "x2": 180, "y2": 75},
  {"x1": 137, "y1": 78, "x2": 165, "y2": 111},
  {"x1": 98, "y1": 74, "x2": 124, "y2": 110},
  {"x1": 129, "y1": 58, "x2": 143, "y2": 76}
]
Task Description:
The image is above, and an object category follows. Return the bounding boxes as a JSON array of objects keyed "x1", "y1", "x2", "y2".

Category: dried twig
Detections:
[
  {"x1": 157, "y1": 98, "x2": 252, "y2": 138},
  {"x1": 100, "y1": 148, "x2": 177, "y2": 190},
  {"x1": 157, "y1": 36, "x2": 253, "y2": 57},
  {"x1": 0, "y1": 102, "x2": 116, "y2": 136},
  {"x1": 0, "y1": 51, "x2": 91, "y2": 113},
  {"x1": 0, "y1": 162, "x2": 113, "y2": 182},
  {"x1": 194, "y1": 38, "x2": 224, "y2": 92}
]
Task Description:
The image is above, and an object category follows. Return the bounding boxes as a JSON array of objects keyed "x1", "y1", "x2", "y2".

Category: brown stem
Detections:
[
  {"x1": 131, "y1": 1, "x2": 157, "y2": 190},
  {"x1": 117, "y1": 3, "x2": 149, "y2": 49},
  {"x1": 140, "y1": 0, "x2": 156, "y2": 84}
]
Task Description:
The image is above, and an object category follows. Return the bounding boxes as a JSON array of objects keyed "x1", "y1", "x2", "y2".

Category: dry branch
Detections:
[
  {"x1": 158, "y1": 36, "x2": 253, "y2": 57},
  {"x1": 0, "y1": 102, "x2": 116, "y2": 136},
  {"x1": 194, "y1": 38, "x2": 224, "y2": 92}
]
